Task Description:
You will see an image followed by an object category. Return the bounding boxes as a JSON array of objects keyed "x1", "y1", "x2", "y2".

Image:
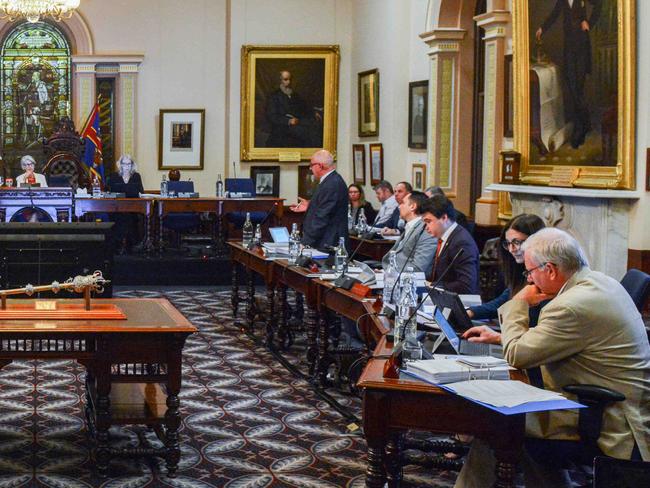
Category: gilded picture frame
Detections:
[
  {"x1": 358, "y1": 69, "x2": 379, "y2": 137},
  {"x1": 412, "y1": 163, "x2": 427, "y2": 192},
  {"x1": 513, "y1": 0, "x2": 635, "y2": 189},
  {"x1": 240, "y1": 45, "x2": 340, "y2": 162}
]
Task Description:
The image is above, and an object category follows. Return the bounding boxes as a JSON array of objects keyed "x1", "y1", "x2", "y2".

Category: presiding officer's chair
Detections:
[{"x1": 162, "y1": 180, "x2": 200, "y2": 248}]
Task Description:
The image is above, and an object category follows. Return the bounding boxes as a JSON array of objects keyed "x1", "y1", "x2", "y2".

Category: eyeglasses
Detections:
[
  {"x1": 502, "y1": 238, "x2": 525, "y2": 251},
  {"x1": 522, "y1": 262, "x2": 547, "y2": 279}
]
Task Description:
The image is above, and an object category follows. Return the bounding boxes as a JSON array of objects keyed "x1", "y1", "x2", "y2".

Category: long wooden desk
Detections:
[
  {"x1": 0, "y1": 298, "x2": 197, "y2": 477},
  {"x1": 358, "y1": 336, "x2": 525, "y2": 488},
  {"x1": 350, "y1": 235, "x2": 395, "y2": 261}
]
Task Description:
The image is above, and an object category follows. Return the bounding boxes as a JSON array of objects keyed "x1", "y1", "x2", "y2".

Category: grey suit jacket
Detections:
[
  {"x1": 498, "y1": 267, "x2": 650, "y2": 460},
  {"x1": 381, "y1": 218, "x2": 436, "y2": 274}
]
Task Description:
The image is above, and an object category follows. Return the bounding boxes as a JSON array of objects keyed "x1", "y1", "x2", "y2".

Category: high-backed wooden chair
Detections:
[{"x1": 42, "y1": 117, "x2": 91, "y2": 191}]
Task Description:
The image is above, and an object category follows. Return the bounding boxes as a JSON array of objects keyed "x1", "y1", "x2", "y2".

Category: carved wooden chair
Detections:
[{"x1": 42, "y1": 117, "x2": 91, "y2": 191}]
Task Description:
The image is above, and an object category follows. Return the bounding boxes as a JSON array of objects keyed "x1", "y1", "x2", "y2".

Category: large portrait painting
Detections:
[
  {"x1": 513, "y1": 0, "x2": 635, "y2": 188},
  {"x1": 240, "y1": 45, "x2": 340, "y2": 162}
]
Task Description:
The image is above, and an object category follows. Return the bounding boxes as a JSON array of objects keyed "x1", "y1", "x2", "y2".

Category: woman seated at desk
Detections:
[
  {"x1": 105, "y1": 155, "x2": 144, "y2": 254},
  {"x1": 16, "y1": 155, "x2": 48, "y2": 187},
  {"x1": 348, "y1": 183, "x2": 376, "y2": 229}
]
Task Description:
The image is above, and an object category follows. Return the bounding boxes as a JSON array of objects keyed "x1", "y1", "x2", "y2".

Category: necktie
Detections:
[{"x1": 435, "y1": 238, "x2": 444, "y2": 259}]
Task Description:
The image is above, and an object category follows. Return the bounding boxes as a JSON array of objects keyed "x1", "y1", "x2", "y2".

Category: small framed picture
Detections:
[
  {"x1": 358, "y1": 68, "x2": 379, "y2": 137},
  {"x1": 369, "y1": 143, "x2": 383, "y2": 185},
  {"x1": 298, "y1": 165, "x2": 319, "y2": 199},
  {"x1": 159, "y1": 109, "x2": 205, "y2": 170},
  {"x1": 412, "y1": 163, "x2": 427, "y2": 192},
  {"x1": 352, "y1": 144, "x2": 366, "y2": 185},
  {"x1": 250, "y1": 165, "x2": 280, "y2": 197},
  {"x1": 408, "y1": 80, "x2": 428, "y2": 149}
]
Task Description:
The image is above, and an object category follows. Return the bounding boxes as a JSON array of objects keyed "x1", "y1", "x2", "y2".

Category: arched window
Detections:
[{"x1": 1, "y1": 21, "x2": 71, "y2": 175}]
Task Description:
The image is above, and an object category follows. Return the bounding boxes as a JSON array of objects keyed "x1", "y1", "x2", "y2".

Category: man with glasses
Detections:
[
  {"x1": 456, "y1": 227, "x2": 650, "y2": 487},
  {"x1": 290, "y1": 149, "x2": 348, "y2": 250}
]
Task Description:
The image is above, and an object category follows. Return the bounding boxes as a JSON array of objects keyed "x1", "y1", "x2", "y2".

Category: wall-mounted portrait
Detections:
[
  {"x1": 358, "y1": 69, "x2": 379, "y2": 137},
  {"x1": 412, "y1": 163, "x2": 427, "y2": 192},
  {"x1": 408, "y1": 80, "x2": 428, "y2": 149},
  {"x1": 513, "y1": 0, "x2": 635, "y2": 188},
  {"x1": 250, "y1": 165, "x2": 280, "y2": 197},
  {"x1": 158, "y1": 109, "x2": 205, "y2": 170},
  {"x1": 298, "y1": 165, "x2": 319, "y2": 199},
  {"x1": 171, "y1": 122, "x2": 193, "y2": 151},
  {"x1": 240, "y1": 45, "x2": 340, "y2": 162},
  {"x1": 352, "y1": 144, "x2": 365, "y2": 185},
  {"x1": 369, "y1": 143, "x2": 383, "y2": 185}
]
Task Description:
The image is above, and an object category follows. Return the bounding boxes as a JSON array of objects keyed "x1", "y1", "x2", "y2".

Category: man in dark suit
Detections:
[
  {"x1": 420, "y1": 194, "x2": 480, "y2": 294},
  {"x1": 290, "y1": 149, "x2": 348, "y2": 250},
  {"x1": 536, "y1": 0, "x2": 601, "y2": 149}
]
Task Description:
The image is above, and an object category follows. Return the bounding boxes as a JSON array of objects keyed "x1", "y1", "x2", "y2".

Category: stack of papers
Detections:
[
  {"x1": 405, "y1": 357, "x2": 510, "y2": 384},
  {"x1": 446, "y1": 380, "x2": 567, "y2": 408}
]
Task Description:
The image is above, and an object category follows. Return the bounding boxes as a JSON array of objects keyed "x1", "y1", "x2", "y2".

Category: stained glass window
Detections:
[{"x1": 1, "y1": 21, "x2": 71, "y2": 174}]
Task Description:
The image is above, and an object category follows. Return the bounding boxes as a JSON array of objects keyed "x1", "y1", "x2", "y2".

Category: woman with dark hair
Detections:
[
  {"x1": 467, "y1": 213, "x2": 546, "y2": 322},
  {"x1": 348, "y1": 183, "x2": 377, "y2": 226}
]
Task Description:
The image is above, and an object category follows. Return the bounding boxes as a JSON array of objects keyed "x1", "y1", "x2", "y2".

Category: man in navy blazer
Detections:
[
  {"x1": 290, "y1": 149, "x2": 348, "y2": 250},
  {"x1": 420, "y1": 195, "x2": 480, "y2": 294}
]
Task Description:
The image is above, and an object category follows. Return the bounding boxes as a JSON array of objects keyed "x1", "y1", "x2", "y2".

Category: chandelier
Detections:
[{"x1": 0, "y1": 0, "x2": 80, "y2": 23}]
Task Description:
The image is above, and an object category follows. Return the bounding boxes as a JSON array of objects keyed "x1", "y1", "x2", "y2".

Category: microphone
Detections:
[{"x1": 257, "y1": 201, "x2": 279, "y2": 228}]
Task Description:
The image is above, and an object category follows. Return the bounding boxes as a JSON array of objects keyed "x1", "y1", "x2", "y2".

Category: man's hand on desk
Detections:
[
  {"x1": 513, "y1": 284, "x2": 553, "y2": 306},
  {"x1": 462, "y1": 325, "x2": 501, "y2": 345},
  {"x1": 290, "y1": 197, "x2": 310, "y2": 212},
  {"x1": 381, "y1": 227, "x2": 399, "y2": 236}
]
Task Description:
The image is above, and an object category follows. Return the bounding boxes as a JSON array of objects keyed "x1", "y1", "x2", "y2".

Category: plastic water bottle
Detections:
[
  {"x1": 242, "y1": 212, "x2": 253, "y2": 247},
  {"x1": 288, "y1": 223, "x2": 300, "y2": 264},
  {"x1": 334, "y1": 236, "x2": 348, "y2": 277},
  {"x1": 355, "y1": 208, "x2": 368, "y2": 235},
  {"x1": 254, "y1": 224, "x2": 262, "y2": 246},
  {"x1": 216, "y1": 174, "x2": 224, "y2": 197},
  {"x1": 393, "y1": 267, "x2": 417, "y2": 349},
  {"x1": 92, "y1": 176, "x2": 101, "y2": 197},
  {"x1": 383, "y1": 250, "x2": 399, "y2": 307},
  {"x1": 160, "y1": 174, "x2": 168, "y2": 197}
]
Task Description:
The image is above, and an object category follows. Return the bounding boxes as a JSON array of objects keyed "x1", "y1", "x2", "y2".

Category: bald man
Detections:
[{"x1": 290, "y1": 150, "x2": 348, "y2": 249}]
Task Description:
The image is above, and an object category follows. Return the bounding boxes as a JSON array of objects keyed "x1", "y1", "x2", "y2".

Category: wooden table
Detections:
[
  {"x1": 350, "y1": 236, "x2": 395, "y2": 261},
  {"x1": 0, "y1": 298, "x2": 197, "y2": 477},
  {"x1": 75, "y1": 197, "x2": 155, "y2": 250},
  {"x1": 358, "y1": 337, "x2": 525, "y2": 488}
]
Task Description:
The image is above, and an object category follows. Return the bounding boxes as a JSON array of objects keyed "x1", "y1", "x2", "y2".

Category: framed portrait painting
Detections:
[
  {"x1": 358, "y1": 69, "x2": 379, "y2": 137},
  {"x1": 158, "y1": 109, "x2": 205, "y2": 170},
  {"x1": 412, "y1": 163, "x2": 427, "y2": 192},
  {"x1": 352, "y1": 144, "x2": 366, "y2": 185},
  {"x1": 513, "y1": 0, "x2": 635, "y2": 189},
  {"x1": 408, "y1": 80, "x2": 428, "y2": 149},
  {"x1": 369, "y1": 143, "x2": 383, "y2": 185},
  {"x1": 298, "y1": 165, "x2": 319, "y2": 199},
  {"x1": 250, "y1": 166, "x2": 280, "y2": 197},
  {"x1": 240, "y1": 45, "x2": 340, "y2": 162}
]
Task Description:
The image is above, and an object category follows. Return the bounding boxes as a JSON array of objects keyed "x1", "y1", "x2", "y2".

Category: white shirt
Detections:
[
  {"x1": 318, "y1": 168, "x2": 335, "y2": 184},
  {"x1": 402, "y1": 215, "x2": 421, "y2": 238},
  {"x1": 438, "y1": 221, "x2": 458, "y2": 255},
  {"x1": 373, "y1": 194, "x2": 398, "y2": 227}
]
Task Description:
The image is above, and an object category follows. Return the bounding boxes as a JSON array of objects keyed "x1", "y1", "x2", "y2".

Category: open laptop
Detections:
[
  {"x1": 269, "y1": 226, "x2": 290, "y2": 243},
  {"x1": 427, "y1": 288, "x2": 476, "y2": 333},
  {"x1": 434, "y1": 306, "x2": 502, "y2": 357}
]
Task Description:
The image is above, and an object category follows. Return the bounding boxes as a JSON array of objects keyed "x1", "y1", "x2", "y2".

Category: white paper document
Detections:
[
  {"x1": 447, "y1": 380, "x2": 566, "y2": 408},
  {"x1": 405, "y1": 358, "x2": 510, "y2": 384}
]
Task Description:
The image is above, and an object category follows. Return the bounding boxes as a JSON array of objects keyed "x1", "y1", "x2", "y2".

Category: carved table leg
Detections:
[
  {"x1": 159, "y1": 210, "x2": 165, "y2": 253},
  {"x1": 292, "y1": 291, "x2": 305, "y2": 327},
  {"x1": 365, "y1": 441, "x2": 387, "y2": 488},
  {"x1": 493, "y1": 447, "x2": 518, "y2": 488},
  {"x1": 385, "y1": 432, "x2": 404, "y2": 487},
  {"x1": 245, "y1": 269, "x2": 256, "y2": 335},
  {"x1": 276, "y1": 284, "x2": 290, "y2": 350},
  {"x1": 305, "y1": 304, "x2": 319, "y2": 376},
  {"x1": 164, "y1": 337, "x2": 184, "y2": 478},
  {"x1": 264, "y1": 284, "x2": 276, "y2": 348},
  {"x1": 231, "y1": 262, "x2": 240, "y2": 318},
  {"x1": 314, "y1": 311, "x2": 333, "y2": 385}
]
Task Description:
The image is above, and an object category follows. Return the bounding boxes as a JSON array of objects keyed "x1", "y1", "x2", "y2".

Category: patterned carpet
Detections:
[{"x1": 0, "y1": 289, "x2": 457, "y2": 487}]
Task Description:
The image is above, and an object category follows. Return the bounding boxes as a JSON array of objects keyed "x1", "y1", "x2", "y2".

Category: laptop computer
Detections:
[
  {"x1": 427, "y1": 288, "x2": 476, "y2": 333},
  {"x1": 434, "y1": 306, "x2": 502, "y2": 357},
  {"x1": 269, "y1": 226, "x2": 290, "y2": 244}
]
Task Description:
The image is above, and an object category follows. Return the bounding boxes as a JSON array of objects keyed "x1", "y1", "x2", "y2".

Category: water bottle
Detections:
[
  {"x1": 383, "y1": 250, "x2": 399, "y2": 307},
  {"x1": 355, "y1": 208, "x2": 368, "y2": 235},
  {"x1": 393, "y1": 267, "x2": 417, "y2": 349},
  {"x1": 92, "y1": 176, "x2": 101, "y2": 197},
  {"x1": 254, "y1": 224, "x2": 262, "y2": 246},
  {"x1": 347, "y1": 204, "x2": 354, "y2": 231},
  {"x1": 160, "y1": 174, "x2": 168, "y2": 197},
  {"x1": 216, "y1": 174, "x2": 224, "y2": 197},
  {"x1": 288, "y1": 223, "x2": 300, "y2": 264},
  {"x1": 242, "y1": 212, "x2": 253, "y2": 247},
  {"x1": 334, "y1": 236, "x2": 348, "y2": 276}
]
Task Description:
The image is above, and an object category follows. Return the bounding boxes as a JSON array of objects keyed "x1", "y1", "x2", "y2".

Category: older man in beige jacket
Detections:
[{"x1": 456, "y1": 228, "x2": 650, "y2": 487}]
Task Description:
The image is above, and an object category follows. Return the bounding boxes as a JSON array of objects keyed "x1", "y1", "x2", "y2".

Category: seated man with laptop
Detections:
[{"x1": 454, "y1": 228, "x2": 650, "y2": 487}]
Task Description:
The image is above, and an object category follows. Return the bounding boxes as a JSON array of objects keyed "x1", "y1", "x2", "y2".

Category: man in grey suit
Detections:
[
  {"x1": 381, "y1": 191, "x2": 435, "y2": 274},
  {"x1": 457, "y1": 228, "x2": 650, "y2": 487}
]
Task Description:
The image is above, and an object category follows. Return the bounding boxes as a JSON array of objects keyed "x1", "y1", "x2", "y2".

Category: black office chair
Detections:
[
  {"x1": 620, "y1": 268, "x2": 650, "y2": 312},
  {"x1": 593, "y1": 456, "x2": 650, "y2": 488},
  {"x1": 163, "y1": 181, "x2": 201, "y2": 248}
]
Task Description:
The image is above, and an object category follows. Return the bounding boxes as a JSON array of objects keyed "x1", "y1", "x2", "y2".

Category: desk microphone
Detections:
[
  {"x1": 332, "y1": 234, "x2": 368, "y2": 289},
  {"x1": 257, "y1": 201, "x2": 279, "y2": 228}
]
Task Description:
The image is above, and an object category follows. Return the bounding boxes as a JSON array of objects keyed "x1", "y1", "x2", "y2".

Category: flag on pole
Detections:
[{"x1": 80, "y1": 102, "x2": 104, "y2": 182}]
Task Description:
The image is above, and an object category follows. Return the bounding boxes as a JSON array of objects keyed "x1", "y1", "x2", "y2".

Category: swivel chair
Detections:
[
  {"x1": 620, "y1": 268, "x2": 650, "y2": 313},
  {"x1": 224, "y1": 178, "x2": 267, "y2": 236}
]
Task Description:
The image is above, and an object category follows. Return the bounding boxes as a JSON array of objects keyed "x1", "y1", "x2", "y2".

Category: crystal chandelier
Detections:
[{"x1": 0, "y1": 0, "x2": 80, "y2": 23}]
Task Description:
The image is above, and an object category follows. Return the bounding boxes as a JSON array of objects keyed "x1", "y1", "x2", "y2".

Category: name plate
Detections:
[
  {"x1": 279, "y1": 152, "x2": 301, "y2": 162},
  {"x1": 549, "y1": 167, "x2": 580, "y2": 187},
  {"x1": 35, "y1": 301, "x2": 57, "y2": 311}
]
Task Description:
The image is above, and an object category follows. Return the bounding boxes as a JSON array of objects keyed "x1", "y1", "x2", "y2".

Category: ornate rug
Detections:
[{"x1": 0, "y1": 289, "x2": 456, "y2": 487}]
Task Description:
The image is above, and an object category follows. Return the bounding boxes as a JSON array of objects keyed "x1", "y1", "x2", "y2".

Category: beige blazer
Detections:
[{"x1": 498, "y1": 267, "x2": 650, "y2": 460}]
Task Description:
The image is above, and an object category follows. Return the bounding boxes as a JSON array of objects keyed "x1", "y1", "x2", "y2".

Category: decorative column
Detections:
[
  {"x1": 473, "y1": 10, "x2": 510, "y2": 225},
  {"x1": 72, "y1": 63, "x2": 96, "y2": 128},
  {"x1": 420, "y1": 29, "x2": 466, "y2": 195},
  {"x1": 118, "y1": 63, "x2": 139, "y2": 158}
]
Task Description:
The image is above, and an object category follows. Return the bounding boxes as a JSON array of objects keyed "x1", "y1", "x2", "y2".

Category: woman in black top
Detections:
[
  {"x1": 105, "y1": 155, "x2": 144, "y2": 253},
  {"x1": 348, "y1": 183, "x2": 376, "y2": 228}
]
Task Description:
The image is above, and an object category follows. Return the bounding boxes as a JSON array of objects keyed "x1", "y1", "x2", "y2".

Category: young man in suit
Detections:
[
  {"x1": 381, "y1": 181, "x2": 412, "y2": 235},
  {"x1": 419, "y1": 194, "x2": 480, "y2": 294},
  {"x1": 456, "y1": 228, "x2": 650, "y2": 487},
  {"x1": 381, "y1": 191, "x2": 435, "y2": 274},
  {"x1": 290, "y1": 149, "x2": 348, "y2": 250}
]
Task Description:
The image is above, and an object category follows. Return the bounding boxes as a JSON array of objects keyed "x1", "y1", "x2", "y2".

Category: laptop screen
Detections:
[
  {"x1": 434, "y1": 306, "x2": 461, "y2": 354},
  {"x1": 269, "y1": 227, "x2": 290, "y2": 243}
]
